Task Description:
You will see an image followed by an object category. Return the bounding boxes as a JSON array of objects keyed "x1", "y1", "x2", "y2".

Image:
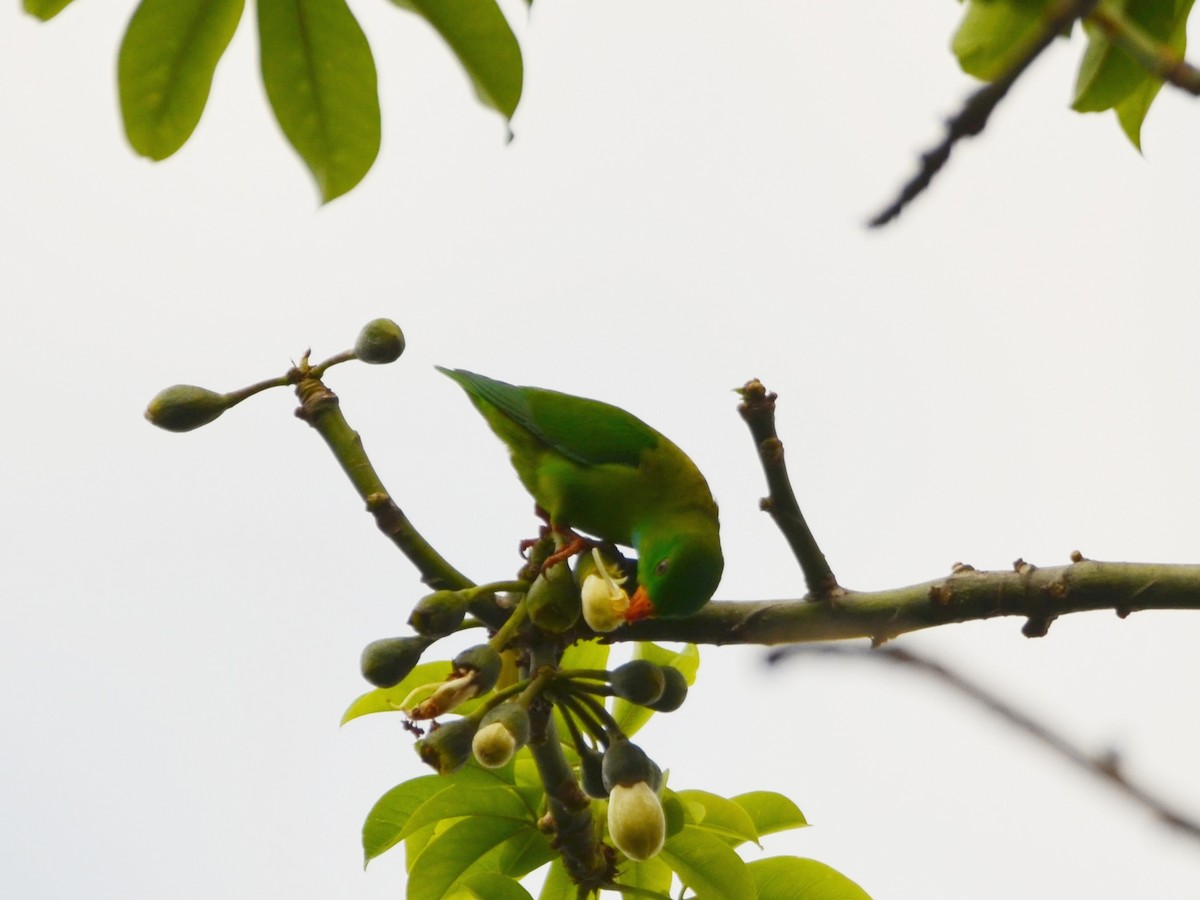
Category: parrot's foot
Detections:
[
  {"x1": 541, "y1": 532, "x2": 590, "y2": 570},
  {"x1": 624, "y1": 585, "x2": 655, "y2": 622}
]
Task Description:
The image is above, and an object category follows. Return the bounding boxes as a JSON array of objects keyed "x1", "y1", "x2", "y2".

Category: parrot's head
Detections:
[{"x1": 627, "y1": 518, "x2": 723, "y2": 620}]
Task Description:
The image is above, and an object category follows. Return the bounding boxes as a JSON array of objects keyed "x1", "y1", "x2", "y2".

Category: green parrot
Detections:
[{"x1": 438, "y1": 367, "x2": 723, "y2": 621}]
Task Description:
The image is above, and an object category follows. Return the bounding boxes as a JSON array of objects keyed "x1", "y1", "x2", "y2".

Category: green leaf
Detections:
[
  {"x1": 388, "y1": 0, "x2": 523, "y2": 118},
  {"x1": 674, "y1": 789, "x2": 760, "y2": 847},
  {"x1": 23, "y1": 0, "x2": 76, "y2": 20},
  {"x1": 536, "y1": 860, "x2": 575, "y2": 900},
  {"x1": 342, "y1": 660, "x2": 453, "y2": 724},
  {"x1": 455, "y1": 872, "x2": 536, "y2": 900},
  {"x1": 611, "y1": 642, "x2": 699, "y2": 737},
  {"x1": 407, "y1": 816, "x2": 529, "y2": 900},
  {"x1": 617, "y1": 854, "x2": 674, "y2": 895},
  {"x1": 952, "y1": 0, "x2": 1052, "y2": 81},
  {"x1": 731, "y1": 791, "x2": 809, "y2": 838},
  {"x1": 364, "y1": 764, "x2": 515, "y2": 863},
  {"x1": 117, "y1": 0, "x2": 245, "y2": 160},
  {"x1": 659, "y1": 827, "x2": 755, "y2": 900},
  {"x1": 256, "y1": 0, "x2": 381, "y2": 203},
  {"x1": 490, "y1": 828, "x2": 556, "y2": 878},
  {"x1": 1074, "y1": 0, "x2": 1188, "y2": 114},
  {"x1": 747, "y1": 857, "x2": 873, "y2": 900},
  {"x1": 1115, "y1": 0, "x2": 1195, "y2": 147},
  {"x1": 399, "y1": 783, "x2": 534, "y2": 842}
]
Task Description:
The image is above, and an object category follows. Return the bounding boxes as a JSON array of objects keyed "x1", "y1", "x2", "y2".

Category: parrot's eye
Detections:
[{"x1": 654, "y1": 558, "x2": 670, "y2": 576}]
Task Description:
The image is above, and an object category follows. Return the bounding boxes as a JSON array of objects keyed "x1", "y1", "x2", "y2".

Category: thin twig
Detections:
[
  {"x1": 736, "y1": 379, "x2": 838, "y2": 598},
  {"x1": 869, "y1": 0, "x2": 1100, "y2": 228},
  {"x1": 1089, "y1": 2, "x2": 1200, "y2": 95},
  {"x1": 769, "y1": 643, "x2": 1200, "y2": 843}
]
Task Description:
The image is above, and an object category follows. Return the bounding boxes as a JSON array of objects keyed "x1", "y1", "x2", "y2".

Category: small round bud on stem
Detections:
[
  {"x1": 526, "y1": 562, "x2": 580, "y2": 633},
  {"x1": 415, "y1": 717, "x2": 478, "y2": 774},
  {"x1": 471, "y1": 703, "x2": 531, "y2": 768},
  {"x1": 609, "y1": 659, "x2": 666, "y2": 707},
  {"x1": 645, "y1": 665, "x2": 688, "y2": 713},
  {"x1": 602, "y1": 739, "x2": 655, "y2": 793},
  {"x1": 452, "y1": 644, "x2": 503, "y2": 694},
  {"x1": 144, "y1": 385, "x2": 232, "y2": 432},
  {"x1": 354, "y1": 318, "x2": 405, "y2": 364},
  {"x1": 360, "y1": 636, "x2": 429, "y2": 688},
  {"x1": 409, "y1": 590, "x2": 468, "y2": 638}
]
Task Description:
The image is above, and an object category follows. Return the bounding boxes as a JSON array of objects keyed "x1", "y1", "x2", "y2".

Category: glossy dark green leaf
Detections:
[
  {"x1": 952, "y1": 0, "x2": 1053, "y2": 81},
  {"x1": 389, "y1": 0, "x2": 523, "y2": 118},
  {"x1": 659, "y1": 827, "x2": 755, "y2": 899},
  {"x1": 23, "y1": 0, "x2": 76, "y2": 20},
  {"x1": 457, "y1": 872, "x2": 536, "y2": 900},
  {"x1": 257, "y1": 0, "x2": 381, "y2": 203},
  {"x1": 118, "y1": 0, "x2": 244, "y2": 160},
  {"x1": 731, "y1": 791, "x2": 808, "y2": 838},
  {"x1": 748, "y1": 856, "x2": 873, "y2": 900},
  {"x1": 407, "y1": 816, "x2": 528, "y2": 900}
]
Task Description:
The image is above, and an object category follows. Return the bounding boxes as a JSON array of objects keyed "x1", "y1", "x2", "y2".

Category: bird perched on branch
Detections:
[{"x1": 438, "y1": 367, "x2": 723, "y2": 622}]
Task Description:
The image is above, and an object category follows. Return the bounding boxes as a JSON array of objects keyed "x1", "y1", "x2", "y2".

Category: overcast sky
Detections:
[{"x1": 4, "y1": 3, "x2": 1200, "y2": 898}]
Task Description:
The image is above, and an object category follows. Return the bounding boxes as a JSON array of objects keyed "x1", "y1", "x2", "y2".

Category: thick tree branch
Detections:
[
  {"x1": 622, "y1": 558, "x2": 1200, "y2": 645},
  {"x1": 736, "y1": 379, "x2": 838, "y2": 598},
  {"x1": 770, "y1": 643, "x2": 1200, "y2": 842},
  {"x1": 870, "y1": 0, "x2": 1100, "y2": 228}
]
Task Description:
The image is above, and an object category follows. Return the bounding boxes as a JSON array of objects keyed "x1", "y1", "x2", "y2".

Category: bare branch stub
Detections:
[
  {"x1": 736, "y1": 379, "x2": 839, "y2": 598},
  {"x1": 769, "y1": 643, "x2": 1200, "y2": 844}
]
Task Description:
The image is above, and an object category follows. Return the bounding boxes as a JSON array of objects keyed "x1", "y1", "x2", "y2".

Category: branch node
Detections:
[
  {"x1": 1070, "y1": 549, "x2": 1086, "y2": 563},
  {"x1": 1013, "y1": 557, "x2": 1037, "y2": 576},
  {"x1": 1021, "y1": 614, "x2": 1056, "y2": 638},
  {"x1": 950, "y1": 561, "x2": 976, "y2": 575}
]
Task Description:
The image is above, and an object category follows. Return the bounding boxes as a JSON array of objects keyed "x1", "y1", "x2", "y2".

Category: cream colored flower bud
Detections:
[
  {"x1": 472, "y1": 721, "x2": 518, "y2": 768},
  {"x1": 607, "y1": 781, "x2": 666, "y2": 861},
  {"x1": 581, "y1": 549, "x2": 630, "y2": 632},
  {"x1": 406, "y1": 672, "x2": 479, "y2": 720}
]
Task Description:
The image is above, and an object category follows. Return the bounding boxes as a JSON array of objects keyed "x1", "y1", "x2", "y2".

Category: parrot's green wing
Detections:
[{"x1": 437, "y1": 367, "x2": 659, "y2": 469}]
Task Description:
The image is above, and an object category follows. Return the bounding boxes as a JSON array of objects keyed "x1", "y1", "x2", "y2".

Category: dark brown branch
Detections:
[
  {"x1": 622, "y1": 558, "x2": 1200, "y2": 646},
  {"x1": 869, "y1": 0, "x2": 1100, "y2": 228},
  {"x1": 769, "y1": 643, "x2": 1200, "y2": 842},
  {"x1": 736, "y1": 379, "x2": 838, "y2": 598}
]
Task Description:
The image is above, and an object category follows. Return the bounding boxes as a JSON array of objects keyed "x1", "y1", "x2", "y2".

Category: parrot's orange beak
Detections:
[{"x1": 624, "y1": 585, "x2": 655, "y2": 622}]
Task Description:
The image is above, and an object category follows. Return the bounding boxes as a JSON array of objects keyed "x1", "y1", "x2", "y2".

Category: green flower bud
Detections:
[
  {"x1": 609, "y1": 659, "x2": 666, "y2": 707},
  {"x1": 578, "y1": 746, "x2": 608, "y2": 799},
  {"x1": 526, "y1": 561, "x2": 580, "y2": 633},
  {"x1": 360, "y1": 636, "x2": 429, "y2": 688},
  {"x1": 144, "y1": 384, "x2": 232, "y2": 432},
  {"x1": 409, "y1": 590, "x2": 468, "y2": 638},
  {"x1": 354, "y1": 318, "x2": 405, "y2": 364},
  {"x1": 602, "y1": 739, "x2": 655, "y2": 793},
  {"x1": 607, "y1": 781, "x2": 666, "y2": 861},
  {"x1": 415, "y1": 717, "x2": 478, "y2": 774},
  {"x1": 644, "y1": 665, "x2": 688, "y2": 713},
  {"x1": 472, "y1": 702, "x2": 531, "y2": 768},
  {"x1": 452, "y1": 644, "x2": 503, "y2": 694}
]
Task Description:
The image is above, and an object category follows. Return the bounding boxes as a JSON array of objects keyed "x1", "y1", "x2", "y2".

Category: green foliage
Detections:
[
  {"x1": 22, "y1": 0, "x2": 75, "y2": 21},
  {"x1": 390, "y1": 0, "x2": 523, "y2": 118},
  {"x1": 256, "y1": 0, "x2": 381, "y2": 203},
  {"x1": 118, "y1": 0, "x2": 245, "y2": 161},
  {"x1": 953, "y1": 0, "x2": 1198, "y2": 149},
  {"x1": 748, "y1": 857, "x2": 872, "y2": 900}
]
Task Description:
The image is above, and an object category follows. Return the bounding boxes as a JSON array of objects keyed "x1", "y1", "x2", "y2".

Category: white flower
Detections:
[
  {"x1": 405, "y1": 672, "x2": 480, "y2": 720},
  {"x1": 607, "y1": 781, "x2": 666, "y2": 861},
  {"x1": 581, "y1": 548, "x2": 630, "y2": 632}
]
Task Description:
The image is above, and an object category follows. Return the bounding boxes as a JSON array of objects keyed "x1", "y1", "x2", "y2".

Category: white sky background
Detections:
[{"x1": 3, "y1": 2, "x2": 1200, "y2": 897}]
